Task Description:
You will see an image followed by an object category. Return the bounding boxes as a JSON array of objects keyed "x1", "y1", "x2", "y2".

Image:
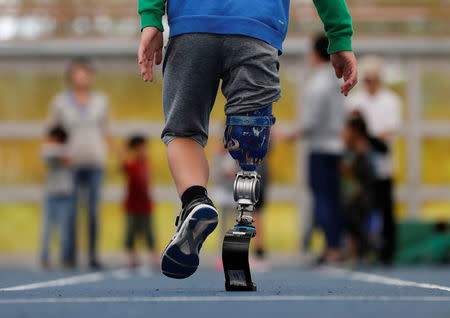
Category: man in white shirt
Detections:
[
  {"x1": 347, "y1": 55, "x2": 402, "y2": 265},
  {"x1": 279, "y1": 35, "x2": 347, "y2": 263}
]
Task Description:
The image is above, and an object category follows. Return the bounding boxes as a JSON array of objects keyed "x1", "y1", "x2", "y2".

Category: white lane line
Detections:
[
  {"x1": 0, "y1": 268, "x2": 142, "y2": 291},
  {"x1": 0, "y1": 272, "x2": 105, "y2": 292},
  {"x1": 323, "y1": 267, "x2": 450, "y2": 293},
  {"x1": 0, "y1": 267, "x2": 153, "y2": 292},
  {"x1": 137, "y1": 267, "x2": 153, "y2": 278},
  {"x1": 110, "y1": 269, "x2": 131, "y2": 280},
  {"x1": 0, "y1": 295, "x2": 449, "y2": 304}
]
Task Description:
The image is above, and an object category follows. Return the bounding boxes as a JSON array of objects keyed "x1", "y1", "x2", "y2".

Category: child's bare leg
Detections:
[
  {"x1": 149, "y1": 250, "x2": 160, "y2": 268},
  {"x1": 253, "y1": 211, "x2": 265, "y2": 257},
  {"x1": 127, "y1": 249, "x2": 139, "y2": 268},
  {"x1": 162, "y1": 137, "x2": 218, "y2": 279},
  {"x1": 349, "y1": 236, "x2": 358, "y2": 260},
  {"x1": 167, "y1": 138, "x2": 209, "y2": 196}
]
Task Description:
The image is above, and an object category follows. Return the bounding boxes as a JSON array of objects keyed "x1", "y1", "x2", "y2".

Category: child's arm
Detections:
[
  {"x1": 138, "y1": 0, "x2": 165, "y2": 82},
  {"x1": 313, "y1": 0, "x2": 357, "y2": 96},
  {"x1": 41, "y1": 144, "x2": 68, "y2": 166},
  {"x1": 138, "y1": 0, "x2": 165, "y2": 32},
  {"x1": 312, "y1": 0, "x2": 353, "y2": 54}
]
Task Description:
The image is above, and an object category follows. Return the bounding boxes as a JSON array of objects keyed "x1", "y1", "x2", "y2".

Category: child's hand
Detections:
[
  {"x1": 138, "y1": 27, "x2": 163, "y2": 82},
  {"x1": 330, "y1": 51, "x2": 358, "y2": 96}
]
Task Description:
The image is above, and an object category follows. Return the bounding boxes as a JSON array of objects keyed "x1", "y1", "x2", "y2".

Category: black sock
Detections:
[{"x1": 181, "y1": 185, "x2": 208, "y2": 208}]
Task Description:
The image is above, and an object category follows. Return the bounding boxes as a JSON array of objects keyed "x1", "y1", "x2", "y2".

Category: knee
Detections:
[{"x1": 224, "y1": 105, "x2": 275, "y2": 171}]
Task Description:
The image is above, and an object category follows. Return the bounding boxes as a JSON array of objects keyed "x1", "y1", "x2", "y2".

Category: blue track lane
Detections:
[{"x1": 0, "y1": 267, "x2": 449, "y2": 318}]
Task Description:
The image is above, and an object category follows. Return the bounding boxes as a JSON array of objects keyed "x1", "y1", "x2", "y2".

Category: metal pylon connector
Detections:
[{"x1": 233, "y1": 170, "x2": 260, "y2": 225}]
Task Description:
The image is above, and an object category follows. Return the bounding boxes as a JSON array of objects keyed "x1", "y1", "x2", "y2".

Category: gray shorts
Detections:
[{"x1": 161, "y1": 33, "x2": 281, "y2": 147}]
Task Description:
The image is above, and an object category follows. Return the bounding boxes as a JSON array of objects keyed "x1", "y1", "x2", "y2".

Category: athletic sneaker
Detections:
[{"x1": 161, "y1": 197, "x2": 218, "y2": 279}]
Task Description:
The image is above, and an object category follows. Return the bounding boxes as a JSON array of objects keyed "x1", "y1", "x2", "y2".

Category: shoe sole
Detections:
[{"x1": 161, "y1": 204, "x2": 218, "y2": 279}]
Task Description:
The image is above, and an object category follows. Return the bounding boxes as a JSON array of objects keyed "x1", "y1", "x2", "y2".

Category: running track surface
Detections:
[{"x1": 1, "y1": 265, "x2": 449, "y2": 318}]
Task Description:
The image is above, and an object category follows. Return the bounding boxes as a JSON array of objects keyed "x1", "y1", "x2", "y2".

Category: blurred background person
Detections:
[
  {"x1": 341, "y1": 117, "x2": 375, "y2": 262},
  {"x1": 211, "y1": 144, "x2": 238, "y2": 270},
  {"x1": 40, "y1": 126, "x2": 73, "y2": 269},
  {"x1": 249, "y1": 158, "x2": 271, "y2": 272},
  {"x1": 47, "y1": 58, "x2": 111, "y2": 269},
  {"x1": 347, "y1": 55, "x2": 402, "y2": 265},
  {"x1": 348, "y1": 109, "x2": 388, "y2": 258},
  {"x1": 277, "y1": 35, "x2": 346, "y2": 264},
  {"x1": 121, "y1": 135, "x2": 158, "y2": 269},
  {"x1": 253, "y1": 160, "x2": 269, "y2": 261},
  {"x1": 212, "y1": 145, "x2": 238, "y2": 241}
]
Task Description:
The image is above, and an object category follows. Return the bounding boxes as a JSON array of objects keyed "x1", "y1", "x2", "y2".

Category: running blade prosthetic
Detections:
[{"x1": 222, "y1": 225, "x2": 257, "y2": 291}]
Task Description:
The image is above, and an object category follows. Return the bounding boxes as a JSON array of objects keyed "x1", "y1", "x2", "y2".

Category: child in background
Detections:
[
  {"x1": 40, "y1": 126, "x2": 73, "y2": 268},
  {"x1": 211, "y1": 145, "x2": 238, "y2": 238},
  {"x1": 121, "y1": 135, "x2": 158, "y2": 268},
  {"x1": 341, "y1": 117, "x2": 375, "y2": 261}
]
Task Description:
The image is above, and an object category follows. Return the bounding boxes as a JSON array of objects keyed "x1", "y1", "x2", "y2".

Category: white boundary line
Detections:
[
  {"x1": 137, "y1": 267, "x2": 153, "y2": 278},
  {"x1": 322, "y1": 267, "x2": 450, "y2": 292},
  {"x1": 0, "y1": 267, "x2": 154, "y2": 292},
  {"x1": 2, "y1": 266, "x2": 448, "y2": 295},
  {"x1": 110, "y1": 269, "x2": 132, "y2": 280},
  {"x1": 0, "y1": 272, "x2": 105, "y2": 292},
  {"x1": 0, "y1": 295, "x2": 449, "y2": 304}
]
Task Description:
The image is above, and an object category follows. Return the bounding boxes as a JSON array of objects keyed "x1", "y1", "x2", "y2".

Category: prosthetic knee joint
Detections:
[{"x1": 222, "y1": 105, "x2": 275, "y2": 291}]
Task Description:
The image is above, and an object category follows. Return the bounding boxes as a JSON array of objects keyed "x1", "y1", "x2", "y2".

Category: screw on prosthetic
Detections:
[{"x1": 222, "y1": 105, "x2": 275, "y2": 292}]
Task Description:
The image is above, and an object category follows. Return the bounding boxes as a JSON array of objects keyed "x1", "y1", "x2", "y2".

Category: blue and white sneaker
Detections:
[{"x1": 161, "y1": 197, "x2": 218, "y2": 279}]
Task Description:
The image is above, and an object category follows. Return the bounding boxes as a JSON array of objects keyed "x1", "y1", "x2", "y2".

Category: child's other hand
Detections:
[
  {"x1": 330, "y1": 51, "x2": 358, "y2": 96},
  {"x1": 138, "y1": 27, "x2": 163, "y2": 82}
]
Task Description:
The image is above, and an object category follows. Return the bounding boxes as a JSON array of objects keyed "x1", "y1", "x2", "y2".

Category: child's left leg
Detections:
[
  {"x1": 141, "y1": 214, "x2": 159, "y2": 268},
  {"x1": 159, "y1": 34, "x2": 280, "y2": 280},
  {"x1": 167, "y1": 138, "x2": 209, "y2": 196},
  {"x1": 125, "y1": 215, "x2": 139, "y2": 268},
  {"x1": 159, "y1": 34, "x2": 222, "y2": 279}
]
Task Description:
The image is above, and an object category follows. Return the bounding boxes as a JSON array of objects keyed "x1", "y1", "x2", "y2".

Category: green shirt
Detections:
[{"x1": 138, "y1": 0, "x2": 353, "y2": 53}]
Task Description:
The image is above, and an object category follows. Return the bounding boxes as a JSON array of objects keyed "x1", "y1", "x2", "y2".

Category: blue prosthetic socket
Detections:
[{"x1": 224, "y1": 105, "x2": 276, "y2": 171}]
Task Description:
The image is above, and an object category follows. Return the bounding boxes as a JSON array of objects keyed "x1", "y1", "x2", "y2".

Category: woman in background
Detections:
[{"x1": 48, "y1": 58, "x2": 111, "y2": 269}]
